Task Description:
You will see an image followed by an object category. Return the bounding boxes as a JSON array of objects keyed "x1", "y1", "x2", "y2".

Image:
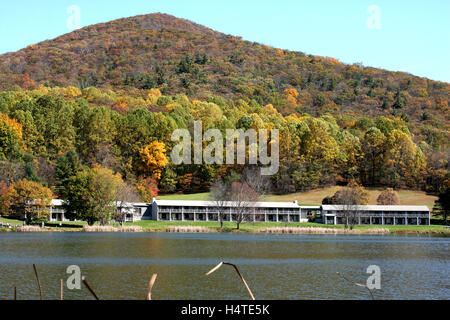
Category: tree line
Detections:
[{"x1": 0, "y1": 85, "x2": 447, "y2": 225}]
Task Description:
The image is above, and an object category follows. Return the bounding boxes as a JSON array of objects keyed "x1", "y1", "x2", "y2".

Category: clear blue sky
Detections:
[{"x1": 0, "y1": 0, "x2": 449, "y2": 82}]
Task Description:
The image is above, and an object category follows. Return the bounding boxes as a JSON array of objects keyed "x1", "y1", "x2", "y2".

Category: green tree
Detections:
[
  {"x1": 55, "y1": 150, "x2": 82, "y2": 198},
  {"x1": 63, "y1": 165, "x2": 125, "y2": 225},
  {"x1": 433, "y1": 184, "x2": 449, "y2": 225},
  {"x1": 361, "y1": 127, "x2": 386, "y2": 185},
  {"x1": 159, "y1": 166, "x2": 177, "y2": 193}
]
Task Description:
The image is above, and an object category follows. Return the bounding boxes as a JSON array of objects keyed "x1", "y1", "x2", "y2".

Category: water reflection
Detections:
[{"x1": 0, "y1": 233, "x2": 448, "y2": 300}]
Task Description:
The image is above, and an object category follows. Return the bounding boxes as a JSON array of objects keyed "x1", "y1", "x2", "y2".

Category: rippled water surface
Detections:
[{"x1": 0, "y1": 232, "x2": 448, "y2": 300}]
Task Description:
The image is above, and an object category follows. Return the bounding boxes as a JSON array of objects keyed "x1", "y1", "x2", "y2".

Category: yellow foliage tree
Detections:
[
  {"x1": 264, "y1": 104, "x2": 279, "y2": 115},
  {"x1": 147, "y1": 88, "x2": 162, "y2": 104},
  {"x1": 139, "y1": 141, "x2": 168, "y2": 180},
  {"x1": 64, "y1": 86, "x2": 82, "y2": 98},
  {"x1": 6, "y1": 179, "x2": 53, "y2": 224},
  {"x1": 0, "y1": 113, "x2": 23, "y2": 139}
]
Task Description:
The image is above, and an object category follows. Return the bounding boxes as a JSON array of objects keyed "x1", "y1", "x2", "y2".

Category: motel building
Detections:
[
  {"x1": 48, "y1": 199, "x2": 431, "y2": 226},
  {"x1": 48, "y1": 199, "x2": 149, "y2": 223},
  {"x1": 149, "y1": 199, "x2": 308, "y2": 223},
  {"x1": 321, "y1": 205, "x2": 431, "y2": 226}
]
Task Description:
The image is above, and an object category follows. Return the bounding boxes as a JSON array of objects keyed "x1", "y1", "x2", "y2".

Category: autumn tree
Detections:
[
  {"x1": 0, "y1": 113, "x2": 24, "y2": 160},
  {"x1": 15, "y1": 73, "x2": 35, "y2": 90},
  {"x1": 377, "y1": 188, "x2": 400, "y2": 205},
  {"x1": 147, "y1": 88, "x2": 162, "y2": 104},
  {"x1": 135, "y1": 177, "x2": 159, "y2": 202},
  {"x1": 63, "y1": 86, "x2": 82, "y2": 98},
  {"x1": 283, "y1": 88, "x2": 300, "y2": 106},
  {"x1": 6, "y1": 179, "x2": 53, "y2": 224},
  {"x1": 139, "y1": 141, "x2": 168, "y2": 180},
  {"x1": 384, "y1": 129, "x2": 426, "y2": 188},
  {"x1": 294, "y1": 117, "x2": 339, "y2": 190},
  {"x1": 0, "y1": 181, "x2": 9, "y2": 215}
]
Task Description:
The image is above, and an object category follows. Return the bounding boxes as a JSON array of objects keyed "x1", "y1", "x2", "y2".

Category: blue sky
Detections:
[{"x1": 0, "y1": 0, "x2": 449, "y2": 82}]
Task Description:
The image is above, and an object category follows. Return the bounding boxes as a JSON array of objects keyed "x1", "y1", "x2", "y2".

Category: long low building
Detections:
[
  {"x1": 48, "y1": 199, "x2": 150, "y2": 223},
  {"x1": 321, "y1": 205, "x2": 431, "y2": 226},
  {"x1": 149, "y1": 199, "x2": 308, "y2": 222},
  {"x1": 47, "y1": 199, "x2": 431, "y2": 225}
]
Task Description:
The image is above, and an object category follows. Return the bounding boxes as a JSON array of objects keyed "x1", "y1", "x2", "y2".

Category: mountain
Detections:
[{"x1": 0, "y1": 13, "x2": 448, "y2": 128}]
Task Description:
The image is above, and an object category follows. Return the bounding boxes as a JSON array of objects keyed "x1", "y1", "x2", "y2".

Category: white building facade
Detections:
[
  {"x1": 47, "y1": 199, "x2": 431, "y2": 226},
  {"x1": 322, "y1": 205, "x2": 431, "y2": 226},
  {"x1": 150, "y1": 199, "x2": 308, "y2": 223}
]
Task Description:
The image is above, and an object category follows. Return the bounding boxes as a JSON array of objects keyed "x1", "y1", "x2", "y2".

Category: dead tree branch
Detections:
[{"x1": 206, "y1": 262, "x2": 255, "y2": 300}]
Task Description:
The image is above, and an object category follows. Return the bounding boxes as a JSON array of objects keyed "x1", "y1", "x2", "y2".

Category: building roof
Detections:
[
  {"x1": 321, "y1": 205, "x2": 429, "y2": 212},
  {"x1": 52, "y1": 199, "x2": 64, "y2": 206},
  {"x1": 299, "y1": 206, "x2": 322, "y2": 209},
  {"x1": 51, "y1": 199, "x2": 151, "y2": 207},
  {"x1": 152, "y1": 199, "x2": 300, "y2": 208}
]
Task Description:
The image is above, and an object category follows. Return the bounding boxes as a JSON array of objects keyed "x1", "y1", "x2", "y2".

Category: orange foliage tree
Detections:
[
  {"x1": 15, "y1": 73, "x2": 36, "y2": 90},
  {"x1": 136, "y1": 177, "x2": 159, "y2": 202},
  {"x1": 283, "y1": 88, "x2": 300, "y2": 105}
]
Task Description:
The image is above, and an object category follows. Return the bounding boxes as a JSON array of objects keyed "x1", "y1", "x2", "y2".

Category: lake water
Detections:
[{"x1": 0, "y1": 232, "x2": 448, "y2": 300}]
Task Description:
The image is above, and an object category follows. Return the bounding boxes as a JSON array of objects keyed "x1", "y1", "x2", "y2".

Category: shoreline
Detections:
[{"x1": 2, "y1": 224, "x2": 450, "y2": 235}]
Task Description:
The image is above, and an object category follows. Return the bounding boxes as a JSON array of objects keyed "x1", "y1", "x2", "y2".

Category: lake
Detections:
[{"x1": 0, "y1": 232, "x2": 448, "y2": 300}]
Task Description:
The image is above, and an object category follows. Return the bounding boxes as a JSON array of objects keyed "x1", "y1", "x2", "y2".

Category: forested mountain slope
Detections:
[
  {"x1": 0, "y1": 13, "x2": 448, "y2": 204},
  {"x1": 0, "y1": 13, "x2": 448, "y2": 130}
]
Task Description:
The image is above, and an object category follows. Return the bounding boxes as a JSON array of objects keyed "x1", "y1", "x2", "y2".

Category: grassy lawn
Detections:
[
  {"x1": 158, "y1": 193, "x2": 210, "y2": 201},
  {"x1": 0, "y1": 216, "x2": 23, "y2": 227},
  {"x1": 159, "y1": 187, "x2": 438, "y2": 208},
  {"x1": 45, "y1": 221, "x2": 86, "y2": 229},
  {"x1": 0, "y1": 217, "x2": 87, "y2": 231}
]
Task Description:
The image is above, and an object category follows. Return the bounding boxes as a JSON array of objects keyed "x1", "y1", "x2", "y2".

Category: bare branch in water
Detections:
[
  {"x1": 336, "y1": 272, "x2": 375, "y2": 300},
  {"x1": 146, "y1": 274, "x2": 158, "y2": 300},
  {"x1": 82, "y1": 277, "x2": 100, "y2": 300},
  {"x1": 206, "y1": 262, "x2": 255, "y2": 300},
  {"x1": 32, "y1": 264, "x2": 43, "y2": 300}
]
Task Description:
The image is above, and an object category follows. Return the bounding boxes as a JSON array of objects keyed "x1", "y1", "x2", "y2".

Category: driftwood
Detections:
[
  {"x1": 336, "y1": 272, "x2": 374, "y2": 300},
  {"x1": 82, "y1": 277, "x2": 100, "y2": 300},
  {"x1": 146, "y1": 274, "x2": 158, "y2": 300},
  {"x1": 32, "y1": 264, "x2": 43, "y2": 300},
  {"x1": 206, "y1": 262, "x2": 255, "y2": 300}
]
